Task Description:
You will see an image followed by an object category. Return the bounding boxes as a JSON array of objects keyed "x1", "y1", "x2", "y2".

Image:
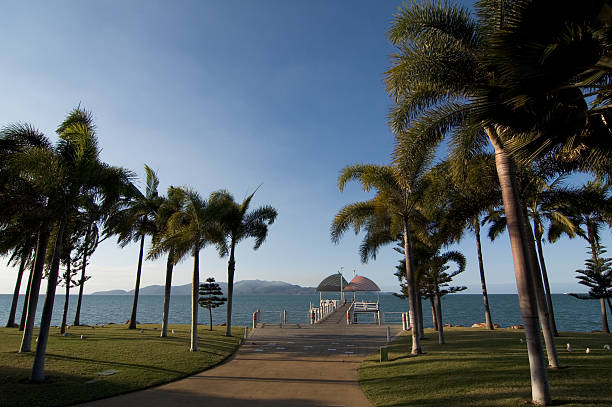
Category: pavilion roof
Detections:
[
  {"x1": 316, "y1": 273, "x2": 349, "y2": 292},
  {"x1": 344, "y1": 275, "x2": 380, "y2": 292}
]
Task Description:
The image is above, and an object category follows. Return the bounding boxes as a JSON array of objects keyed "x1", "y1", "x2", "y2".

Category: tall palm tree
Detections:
[
  {"x1": 331, "y1": 154, "x2": 431, "y2": 355},
  {"x1": 428, "y1": 156, "x2": 501, "y2": 330},
  {"x1": 151, "y1": 188, "x2": 230, "y2": 351},
  {"x1": 73, "y1": 192, "x2": 105, "y2": 326},
  {"x1": 107, "y1": 165, "x2": 162, "y2": 329},
  {"x1": 218, "y1": 190, "x2": 277, "y2": 337},
  {"x1": 147, "y1": 186, "x2": 184, "y2": 337},
  {"x1": 486, "y1": 168, "x2": 579, "y2": 337},
  {"x1": 394, "y1": 237, "x2": 430, "y2": 339}
]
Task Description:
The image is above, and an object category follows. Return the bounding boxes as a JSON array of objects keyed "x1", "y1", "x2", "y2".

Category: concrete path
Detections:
[{"x1": 81, "y1": 310, "x2": 400, "y2": 407}]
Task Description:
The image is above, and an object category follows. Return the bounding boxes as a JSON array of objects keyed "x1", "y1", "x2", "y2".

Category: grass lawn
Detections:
[
  {"x1": 360, "y1": 328, "x2": 612, "y2": 406},
  {"x1": 0, "y1": 324, "x2": 243, "y2": 406}
]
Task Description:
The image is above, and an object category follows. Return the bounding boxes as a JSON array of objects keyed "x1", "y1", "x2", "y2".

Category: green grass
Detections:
[
  {"x1": 360, "y1": 328, "x2": 612, "y2": 406},
  {"x1": 0, "y1": 324, "x2": 243, "y2": 406}
]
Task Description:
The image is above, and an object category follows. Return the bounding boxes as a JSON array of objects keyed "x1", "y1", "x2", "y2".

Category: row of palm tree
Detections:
[
  {"x1": 1, "y1": 108, "x2": 276, "y2": 381},
  {"x1": 333, "y1": 1, "x2": 611, "y2": 405}
]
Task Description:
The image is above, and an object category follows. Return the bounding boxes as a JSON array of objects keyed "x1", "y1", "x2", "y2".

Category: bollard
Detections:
[
  {"x1": 386, "y1": 326, "x2": 391, "y2": 343},
  {"x1": 401, "y1": 312, "x2": 407, "y2": 331},
  {"x1": 377, "y1": 311, "x2": 381, "y2": 326},
  {"x1": 346, "y1": 310, "x2": 350, "y2": 325},
  {"x1": 244, "y1": 327, "x2": 248, "y2": 339},
  {"x1": 380, "y1": 346, "x2": 388, "y2": 362},
  {"x1": 253, "y1": 312, "x2": 257, "y2": 329}
]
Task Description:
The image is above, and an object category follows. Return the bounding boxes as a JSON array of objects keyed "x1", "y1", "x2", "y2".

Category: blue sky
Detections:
[{"x1": 1, "y1": 1, "x2": 609, "y2": 295}]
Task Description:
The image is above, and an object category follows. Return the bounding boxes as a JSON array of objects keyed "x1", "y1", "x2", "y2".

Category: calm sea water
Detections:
[{"x1": 0, "y1": 293, "x2": 604, "y2": 332}]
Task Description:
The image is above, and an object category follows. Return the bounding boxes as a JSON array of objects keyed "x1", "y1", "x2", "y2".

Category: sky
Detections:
[{"x1": 1, "y1": 0, "x2": 609, "y2": 295}]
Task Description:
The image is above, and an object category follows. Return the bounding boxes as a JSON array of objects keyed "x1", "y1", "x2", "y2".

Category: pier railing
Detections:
[
  {"x1": 252, "y1": 309, "x2": 288, "y2": 328},
  {"x1": 308, "y1": 299, "x2": 341, "y2": 324}
]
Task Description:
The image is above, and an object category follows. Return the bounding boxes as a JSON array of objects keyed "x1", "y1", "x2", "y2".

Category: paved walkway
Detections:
[{"x1": 81, "y1": 307, "x2": 400, "y2": 407}]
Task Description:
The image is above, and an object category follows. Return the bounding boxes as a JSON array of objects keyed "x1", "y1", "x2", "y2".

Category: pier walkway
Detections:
[{"x1": 81, "y1": 306, "x2": 401, "y2": 407}]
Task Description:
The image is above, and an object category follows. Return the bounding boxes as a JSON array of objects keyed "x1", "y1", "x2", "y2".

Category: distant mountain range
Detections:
[{"x1": 92, "y1": 280, "x2": 317, "y2": 296}]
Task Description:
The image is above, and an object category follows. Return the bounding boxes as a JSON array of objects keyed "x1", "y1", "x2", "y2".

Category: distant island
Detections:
[{"x1": 92, "y1": 279, "x2": 317, "y2": 296}]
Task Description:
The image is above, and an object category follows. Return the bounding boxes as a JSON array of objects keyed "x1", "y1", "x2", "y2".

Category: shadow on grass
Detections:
[
  {"x1": 0, "y1": 365, "x2": 134, "y2": 407},
  {"x1": 45, "y1": 353, "x2": 208, "y2": 375}
]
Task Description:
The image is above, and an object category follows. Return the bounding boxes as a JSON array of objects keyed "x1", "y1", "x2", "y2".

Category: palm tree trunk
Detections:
[
  {"x1": 434, "y1": 287, "x2": 444, "y2": 345},
  {"x1": 73, "y1": 223, "x2": 90, "y2": 326},
  {"x1": 601, "y1": 298, "x2": 610, "y2": 333},
  {"x1": 474, "y1": 223, "x2": 494, "y2": 330},
  {"x1": 19, "y1": 261, "x2": 35, "y2": 331},
  {"x1": 533, "y1": 221, "x2": 559, "y2": 336},
  {"x1": 417, "y1": 291, "x2": 425, "y2": 339},
  {"x1": 31, "y1": 219, "x2": 66, "y2": 382},
  {"x1": 190, "y1": 249, "x2": 199, "y2": 352},
  {"x1": 225, "y1": 243, "x2": 236, "y2": 337},
  {"x1": 430, "y1": 297, "x2": 438, "y2": 331},
  {"x1": 403, "y1": 219, "x2": 422, "y2": 355},
  {"x1": 487, "y1": 128, "x2": 551, "y2": 405},
  {"x1": 160, "y1": 251, "x2": 174, "y2": 338},
  {"x1": 20, "y1": 228, "x2": 50, "y2": 353},
  {"x1": 60, "y1": 260, "x2": 71, "y2": 335},
  {"x1": 128, "y1": 235, "x2": 145, "y2": 329},
  {"x1": 7, "y1": 255, "x2": 27, "y2": 327},
  {"x1": 525, "y1": 218, "x2": 560, "y2": 368},
  {"x1": 209, "y1": 308, "x2": 213, "y2": 331}
]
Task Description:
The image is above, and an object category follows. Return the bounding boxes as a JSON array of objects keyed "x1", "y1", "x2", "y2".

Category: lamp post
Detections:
[{"x1": 339, "y1": 267, "x2": 344, "y2": 301}]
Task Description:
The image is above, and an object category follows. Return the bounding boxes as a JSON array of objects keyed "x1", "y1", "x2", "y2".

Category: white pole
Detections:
[
  {"x1": 340, "y1": 267, "x2": 344, "y2": 302},
  {"x1": 386, "y1": 326, "x2": 391, "y2": 343}
]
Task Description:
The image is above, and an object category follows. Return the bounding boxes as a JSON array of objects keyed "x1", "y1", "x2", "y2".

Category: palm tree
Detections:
[
  {"x1": 15, "y1": 107, "x2": 132, "y2": 382},
  {"x1": 73, "y1": 192, "x2": 105, "y2": 326},
  {"x1": 1, "y1": 229, "x2": 35, "y2": 327},
  {"x1": 479, "y1": 0, "x2": 612, "y2": 180},
  {"x1": 147, "y1": 186, "x2": 184, "y2": 337},
  {"x1": 526, "y1": 172, "x2": 580, "y2": 338},
  {"x1": 1, "y1": 123, "x2": 56, "y2": 352},
  {"x1": 394, "y1": 237, "x2": 430, "y2": 339},
  {"x1": 575, "y1": 242, "x2": 612, "y2": 332},
  {"x1": 218, "y1": 190, "x2": 277, "y2": 337},
  {"x1": 107, "y1": 165, "x2": 162, "y2": 329},
  {"x1": 151, "y1": 188, "x2": 231, "y2": 351},
  {"x1": 331, "y1": 155, "x2": 431, "y2": 355},
  {"x1": 486, "y1": 167, "x2": 579, "y2": 337},
  {"x1": 564, "y1": 181, "x2": 612, "y2": 252},
  {"x1": 428, "y1": 156, "x2": 501, "y2": 330},
  {"x1": 382, "y1": 1, "x2": 610, "y2": 400}
]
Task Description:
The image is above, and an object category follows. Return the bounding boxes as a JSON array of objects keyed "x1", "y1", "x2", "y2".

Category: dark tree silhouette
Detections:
[
  {"x1": 198, "y1": 277, "x2": 227, "y2": 331},
  {"x1": 575, "y1": 243, "x2": 612, "y2": 333}
]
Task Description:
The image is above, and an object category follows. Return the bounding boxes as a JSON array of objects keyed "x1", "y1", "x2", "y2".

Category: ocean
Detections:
[{"x1": 0, "y1": 293, "x2": 604, "y2": 332}]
